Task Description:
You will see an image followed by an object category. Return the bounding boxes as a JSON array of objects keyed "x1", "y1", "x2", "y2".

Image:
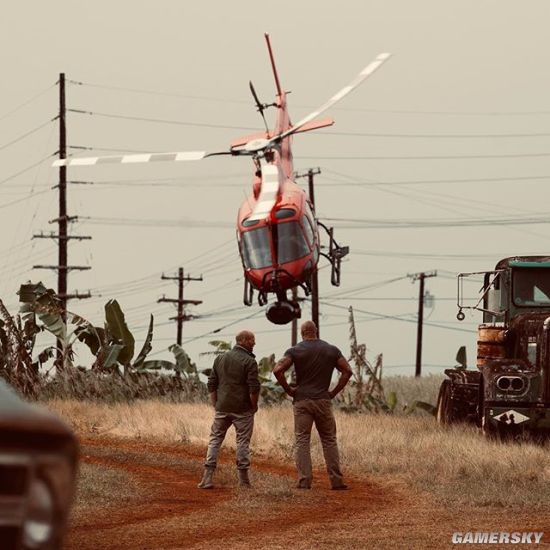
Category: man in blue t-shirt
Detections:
[{"x1": 274, "y1": 320, "x2": 352, "y2": 489}]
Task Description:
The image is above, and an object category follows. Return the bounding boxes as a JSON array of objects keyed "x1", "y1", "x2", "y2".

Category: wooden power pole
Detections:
[
  {"x1": 408, "y1": 270, "x2": 437, "y2": 377},
  {"x1": 296, "y1": 167, "x2": 321, "y2": 335},
  {"x1": 33, "y1": 73, "x2": 92, "y2": 367},
  {"x1": 158, "y1": 268, "x2": 203, "y2": 345}
]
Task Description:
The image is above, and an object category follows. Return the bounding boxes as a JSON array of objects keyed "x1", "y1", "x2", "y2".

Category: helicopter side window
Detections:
[
  {"x1": 302, "y1": 215, "x2": 315, "y2": 247},
  {"x1": 241, "y1": 227, "x2": 272, "y2": 269},
  {"x1": 277, "y1": 221, "x2": 310, "y2": 264}
]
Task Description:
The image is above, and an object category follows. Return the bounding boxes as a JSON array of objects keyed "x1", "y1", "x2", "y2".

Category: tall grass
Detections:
[
  {"x1": 383, "y1": 373, "x2": 443, "y2": 409},
  {"x1": 49, "y1": 397, "x2": 550, "y2": 508}
]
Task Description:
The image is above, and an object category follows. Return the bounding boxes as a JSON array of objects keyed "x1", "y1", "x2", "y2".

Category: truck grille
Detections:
[
  {"x1": 0, "y1": 464, "x2": 28, "y2": 496},
  {"x1": 0, "y1": 457, "x2": 31, "y2": 550},
  {"x1": 0, "y1": 526, "x2": 21, "y2": 549}
]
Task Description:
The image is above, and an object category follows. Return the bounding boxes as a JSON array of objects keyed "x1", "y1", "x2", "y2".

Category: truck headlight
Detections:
[{"x1": 23, "y1": 478, "x2": 55, "y2": 549}]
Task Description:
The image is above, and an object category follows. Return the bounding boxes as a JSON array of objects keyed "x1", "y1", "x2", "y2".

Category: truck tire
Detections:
[{"x1": 436, "y1": 380, "x2": 454, "y2": 425}]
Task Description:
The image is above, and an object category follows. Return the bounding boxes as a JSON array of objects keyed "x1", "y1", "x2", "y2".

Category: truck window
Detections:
[{"x1": 513, "y1": 268, "x2": 550, "y2": 306}]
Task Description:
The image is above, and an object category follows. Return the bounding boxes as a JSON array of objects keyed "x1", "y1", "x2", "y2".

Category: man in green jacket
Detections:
[{"x1": 198, "y1": 330, "x2": 260, "y2": 489}]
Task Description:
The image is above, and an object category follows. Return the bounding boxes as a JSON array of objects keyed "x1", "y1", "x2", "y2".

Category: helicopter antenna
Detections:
[{"x1": 249, "y1": 81, "x2": 270, "y2": 132}]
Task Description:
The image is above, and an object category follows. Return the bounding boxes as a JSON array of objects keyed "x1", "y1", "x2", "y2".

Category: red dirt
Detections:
[{"x1": 66, "y1": 436, "x2": 550, "y2": 550}]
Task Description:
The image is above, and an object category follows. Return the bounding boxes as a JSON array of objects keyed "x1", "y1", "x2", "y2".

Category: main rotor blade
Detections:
[
  {"x1": 52, "y1": 150, "x2": 211, "y2": 168},
  {"x1": 249, "y1": 80, "x2": 269, "y2": 132},
  {"x1": 270, "y1": 52, "x2": 392, "y2": 144},
  {"x1": 249, "y1": 81, "x2": 263, "y2": 111},
  {"x1": 247, "y1": 163, "x2": 280, "y2": 222}
]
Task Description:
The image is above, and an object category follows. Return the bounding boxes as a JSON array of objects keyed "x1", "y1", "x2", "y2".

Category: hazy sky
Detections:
[{"x1": 1, "y1": 1, "x2": 550, "y2": 375}]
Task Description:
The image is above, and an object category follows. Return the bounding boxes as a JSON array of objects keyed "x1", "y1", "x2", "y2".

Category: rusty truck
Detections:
[
  {"x1": 0, "y1": 380, "x2": 78, "y2": 549},
  {"x1": 437, "y1": 256, "x2": 550, "y2": 436}
]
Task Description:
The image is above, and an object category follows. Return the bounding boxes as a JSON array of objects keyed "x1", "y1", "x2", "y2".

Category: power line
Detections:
[
  {"x1": 323, "y1": 214, "x2": 550, "y2": 229},
  {"x1": 0, "y1": 119, "x2": 54, "y2": 153},
  {"x1": 300, "y1": 151, "x2": 550, "y2": 161},
  {"x1": 0, "y1": 84, "x2": 55, "y2": 122},
  {"x1": 80, "y1": 216, "x2": 233, "y2": 229},
  {"x1": 68, "y1": 79, "x2": 251, "y2": 105},
  {"x1": 66, "y1": 78, "x2": 550, "y2": 117},
  {"x1": 318, "y1": 129, "x2": 550, "y2": 139},
  {"x1": 320, "y1": 301, "x2": 475, "y2": 334},
  {"x1": 68, "y1": 108, "x2": 260, "y2": 131},
  {"x1": 323, "y1": 173, "x2": 550, "y2": 187},
  {"x1": 0, "y1": 153, "x2": 56, "y2": 187},
  {"x1": 0, "y1": 188, "x2": 51, "y2": 211}
]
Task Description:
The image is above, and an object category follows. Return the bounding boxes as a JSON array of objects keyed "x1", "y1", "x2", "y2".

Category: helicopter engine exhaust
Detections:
[{"x1": 266, "y1": 299, "x2": 301, "y2": 325}]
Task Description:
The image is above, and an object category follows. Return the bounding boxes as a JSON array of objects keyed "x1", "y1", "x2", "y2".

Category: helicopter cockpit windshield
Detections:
[
  {"x1": 241, "y1": 227, "x2": 272, "y2": 269},
  {"x1": 276, "y1": 221, "x2": 310, "y2": 264}
]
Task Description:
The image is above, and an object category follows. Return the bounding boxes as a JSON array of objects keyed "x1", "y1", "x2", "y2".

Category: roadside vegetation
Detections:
[{"x1": 50, "y1": 398, "x2": 550, "y2": 509}]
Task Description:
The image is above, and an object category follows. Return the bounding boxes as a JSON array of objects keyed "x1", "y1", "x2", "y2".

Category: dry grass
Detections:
[
  {"x1": 75, "y1": 463, "x2": 141, "y2": 511},
  {"x1": 49, "y1": 398, "x2": 550, "y2": 508},
  {"x1": 383, "y1": 373, "x2": 443, "y2": 409}
]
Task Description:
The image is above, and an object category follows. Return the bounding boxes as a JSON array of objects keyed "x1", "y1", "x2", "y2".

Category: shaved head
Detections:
[
  {"x1": 236, "y1": 330, "x2": 256, "y2": 352},
  {"x1": 301, "y1": 321, "x2": 317, "y2": 339}
]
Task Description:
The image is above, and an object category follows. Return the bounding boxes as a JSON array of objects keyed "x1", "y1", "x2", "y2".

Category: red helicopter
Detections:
[{"x1": 54, "y1": 35, "x2": 391, "y2": 324}]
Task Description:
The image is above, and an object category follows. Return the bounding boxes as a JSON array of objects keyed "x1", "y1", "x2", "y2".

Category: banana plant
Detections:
[
  {"x1": 18, "y1": 282, "x2": 93, "y2": 371},
  {"x1": 75, "y1": 300, "x2": 157, "y2": 374},
  {"x1": 257, "y1": 354, "x2": 286, "y2": 404}
]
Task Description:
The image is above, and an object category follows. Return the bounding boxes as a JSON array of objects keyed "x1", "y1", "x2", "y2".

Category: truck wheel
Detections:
[{"x1": 436, "y1": 380, "x2": 453, "y2": 424}]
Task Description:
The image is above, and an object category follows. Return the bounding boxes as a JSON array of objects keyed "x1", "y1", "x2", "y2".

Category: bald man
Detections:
[
  {"x1": 198, "y1": 330, "x2": 260, "y2": 489},
  {"x1": 274, "y1": 321, "x2": 352, "y2": 490}
]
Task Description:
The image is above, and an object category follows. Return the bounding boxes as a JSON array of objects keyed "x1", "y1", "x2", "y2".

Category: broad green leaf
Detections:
[
  {"x1": 105, "y1": 300, "x2": 135, "y2": 365},
  {"x1": 386, "y1": 391, "x2": 398, "y2": 412},
  {"x1": 133, "y1": 315, "x2": 154, "y2": 369},
  {"x1": 75, "y1": 325, "x2": 105, "y2": 356},
  {"x1": 168, "y1": 344, "x2": 191, "y2": 373},
  {"x1": 99, "y1": 344, "x2": 124, "y2": 370}
]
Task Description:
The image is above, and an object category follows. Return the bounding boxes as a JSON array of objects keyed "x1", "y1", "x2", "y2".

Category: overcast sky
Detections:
[{"x1": 1, "y1": 1, "x2": 550, "y2": 375}]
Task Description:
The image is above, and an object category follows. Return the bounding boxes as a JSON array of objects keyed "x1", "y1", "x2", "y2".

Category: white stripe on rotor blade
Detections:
[
  {"x1": 121, "y1": 154, "x2": 152, "y2": 164},
  {"x1": 175, "y1": 151, "x2": 206, "y2": 161},
  {"x1": 330, "y1": 86, "x2": 353, "y2": 103},
  {"x1": 71, "y1": 157, "x2": 99, "y2": 166},
  {"x1": 275, "y1": 52, "x2": 392, "y2": 142}
]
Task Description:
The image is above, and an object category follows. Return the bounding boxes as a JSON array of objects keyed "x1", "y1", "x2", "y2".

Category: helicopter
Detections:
[{"x1": 53, "y1": 34, "x2": 391, "y2": 325}]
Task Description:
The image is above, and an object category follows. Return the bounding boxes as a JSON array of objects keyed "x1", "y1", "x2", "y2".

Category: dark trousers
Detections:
[{"x1": 293, "y1": 398, "x2": 345, "y2": 488}]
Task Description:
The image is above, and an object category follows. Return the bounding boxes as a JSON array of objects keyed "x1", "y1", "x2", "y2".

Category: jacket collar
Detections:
[{"x1": 233, "y1": 344, "x2": 256, "y2": 358}]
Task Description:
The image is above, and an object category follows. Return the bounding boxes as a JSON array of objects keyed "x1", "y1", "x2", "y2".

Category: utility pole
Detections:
[
  {"x1": 158, "y1": 268, "x2": 203, "y2": 345},
  {"x1": 33, "y1": 73, "x2": 92, "y2": 368},
  {"x1": 408, "y1": 270, "x2": 437, "y2": 377},
  {"x1": 34, "y1": 73, "x2": 92, "y2": 307},
  {"x1": 295, "y1": 167, "x2": 321, "y2": 335}
]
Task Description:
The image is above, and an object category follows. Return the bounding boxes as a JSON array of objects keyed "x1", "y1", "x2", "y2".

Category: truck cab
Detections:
[{"x1": 438, "y1": 256, "x2": 550, "y2": 436}]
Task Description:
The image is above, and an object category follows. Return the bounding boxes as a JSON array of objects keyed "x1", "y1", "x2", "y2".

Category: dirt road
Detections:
[{"x1": 66, "y1": 436, "x2": 550, "y2": 549}]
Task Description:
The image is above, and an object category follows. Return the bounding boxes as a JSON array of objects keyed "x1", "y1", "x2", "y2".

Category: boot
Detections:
[
  {"x1": 197, "y1": 468, "x2": 215, "y2": 489},
  {"x1": 237, "y1": 469, "x2": 251, "y2": 487}
]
